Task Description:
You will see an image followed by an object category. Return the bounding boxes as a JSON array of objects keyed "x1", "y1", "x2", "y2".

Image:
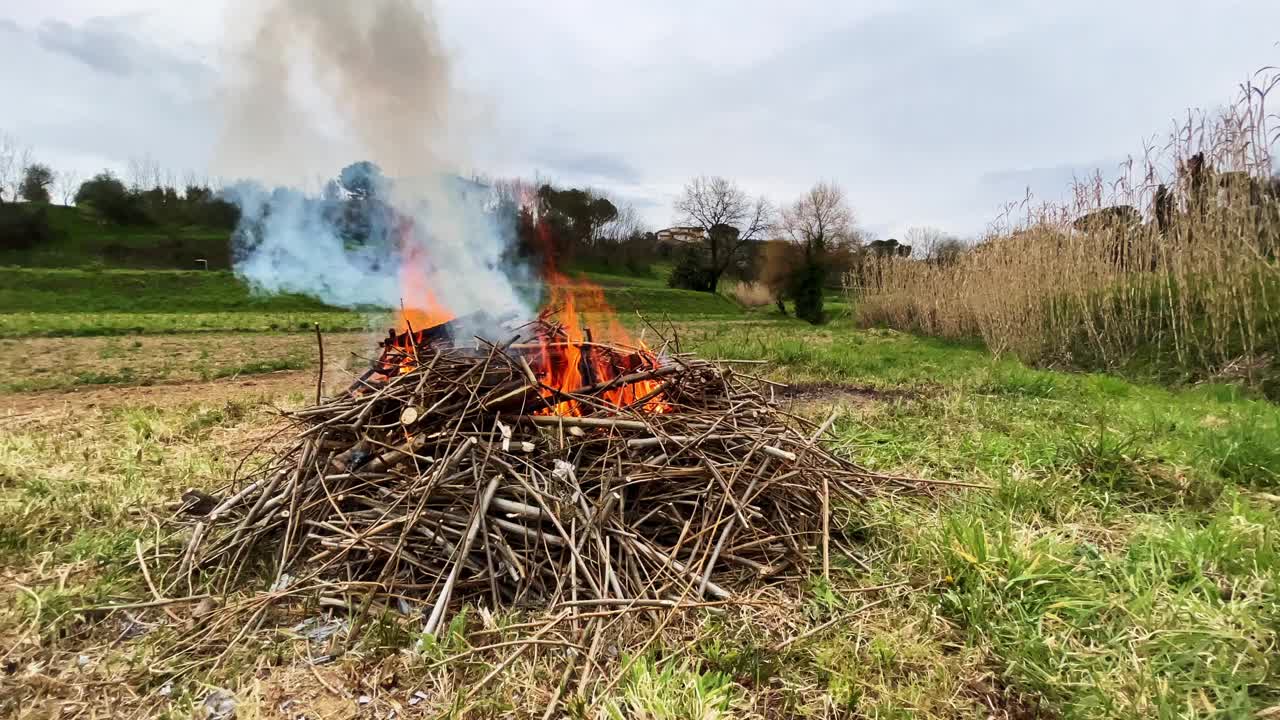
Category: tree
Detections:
[
  {"x1": 0, "y1": 204, "x2": 54, "y2": 250},
  {"x1": 19, "y1": 163, "x2": 54, "y2": 203},
  {"x1": 75, "y1": 171, "x2": 150, "y2": 225},
  {"x1": 338, "y1": 161, "x2": 387, "y2": 200},
  {"x1": 867, "y1": 238, "x2": 911, "y2": 257},
  {"x1": 674, "y1": 176, "x2": 772, "y2": 292},
  {"x1": 537, "y1": 185, "x2": 618, "y2": 245},
  {"x1": 57, "y1": 169, "x2": 80, "y2": 206},
  {"x1": 778, "y1": 181, "x2": 853, "y2": 323},
  {"x1": 905, "y1": 226, "x2": 966, "y2": 266},
  {"x1": 0, "y1": 134, "x2": 32, "y2": 204}
]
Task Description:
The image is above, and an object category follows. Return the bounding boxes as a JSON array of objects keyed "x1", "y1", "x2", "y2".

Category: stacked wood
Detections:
[{"x1": 168, "y1": 317, "x2": 900, "y2": 635}]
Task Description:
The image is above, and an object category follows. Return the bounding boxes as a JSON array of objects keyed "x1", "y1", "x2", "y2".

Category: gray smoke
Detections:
[{"x1": 215, "y1": 0, "x2": 528, "y2": 324}]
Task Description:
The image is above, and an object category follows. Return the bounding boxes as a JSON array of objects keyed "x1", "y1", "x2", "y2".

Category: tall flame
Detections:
[
  {"x1": 534, "y1": 221, "x2": 668, "y2": 415},
  {"x1": 384, "y1": 209, "x2": 668, "y2": 416},
  {"x1": 395, "y1": 219, "x2": 454, "y2": 333}
]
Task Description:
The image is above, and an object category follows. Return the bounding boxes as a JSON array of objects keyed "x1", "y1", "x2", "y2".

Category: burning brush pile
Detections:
[{"x1": 174, "y1": 310, "x2": 894, "y2": 631}]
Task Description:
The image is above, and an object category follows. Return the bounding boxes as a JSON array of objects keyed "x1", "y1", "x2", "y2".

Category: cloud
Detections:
[
  {"x1": 0, "y1": 15, "x2": 218, "y2": 178},
  {"x1": 3, "y1": 0, "x2": 1279, "y2": 237},
  {"x1": 36, "y1": 18, "x2": 139, "y2": 76},
  {"x1": 526, "y1": 146, "x2": 642, "y2": 186},
  {"x1": 977, "y1": 161, "x2": 1123, "y2": 205}
]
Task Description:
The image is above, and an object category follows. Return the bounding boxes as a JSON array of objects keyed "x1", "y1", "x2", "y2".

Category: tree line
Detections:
[
  {"x1": 2, "y1": 130, "x2": 976, "y2": 321},
  {"x1": 663, "y1": 176, "x2": 971, "y2": 323},
  {"x1": 0, "y1": 135, "x2": 241, "y2": 253}
]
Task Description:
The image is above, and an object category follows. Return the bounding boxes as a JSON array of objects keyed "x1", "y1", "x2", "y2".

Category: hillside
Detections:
[{"x1": 0, "y1": 203, "x2": 234, "y2": 269}]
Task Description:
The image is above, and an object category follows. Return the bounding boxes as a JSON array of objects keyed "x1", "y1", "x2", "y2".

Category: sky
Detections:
[{"x1": 2, "y1": 0, "x2": 1278, "y2": 239}]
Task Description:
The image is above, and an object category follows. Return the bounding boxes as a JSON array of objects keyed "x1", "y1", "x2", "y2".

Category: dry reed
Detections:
[
  {"x1": 729, "y1": 280, "x2": 775, "y2": 307},
  {"x1": 854, "y1": 62, "x2": 1280, "y2": 380}
]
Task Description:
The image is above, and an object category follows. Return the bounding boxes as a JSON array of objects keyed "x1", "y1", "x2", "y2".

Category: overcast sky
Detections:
[{"x1": 2, "y1": 1, "x2": 1278, "y2": 238}]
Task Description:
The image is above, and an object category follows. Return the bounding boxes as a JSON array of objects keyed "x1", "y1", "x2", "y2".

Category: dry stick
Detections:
[
  {"x1": 772, "y1": 594, "x2": 894, "y2": 652},
  {"x1": 430, "y1": 638, "x2": 587, "y2": 669},
  {"x1": 460, "y1": 610, "x2": 572, "y2": 705},
  {"x1": 573, "y1": 616, "x2": 606, "y2": 700},
  {"x1": 807, "y1": 408, "x2": 842, "y2": 583},
  {"x1": 495, "y1": 458, "x2": 603, "y2": 598},
  {"x1": 625, "y1": 434, "x2": 797, "y2": 462},
  {"x1": 517, "y1": 415, "x2": 650, "y2": 432},
  {"x1": 422, "y1": 474, "x2": 501, "y2": 638},
  {"x1": 695, "y1": 451, "x2": 775, "y2": 598},
  {"x1": 314, "y1": 322, "x2": 325, "y2": 404},
  {"x1": 543, "y1": 644, "x2": 579, "y2": 720},
  {"x1": 134, "y1": 539, "x2": 180, "y2": 623},
  {"x1": 77, "y1": 594, "x2": 211, "y2": 613}
]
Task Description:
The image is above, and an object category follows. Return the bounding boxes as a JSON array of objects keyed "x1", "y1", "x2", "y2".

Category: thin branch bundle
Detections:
[{"x1": 167, "y1": 317, "x2": 899, "y2": 632}]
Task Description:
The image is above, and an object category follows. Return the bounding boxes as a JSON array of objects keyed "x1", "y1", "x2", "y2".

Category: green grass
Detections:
[
  {"x1": 0, "y1": 204, "x2": 234, "y2": 269},
  {"x1": 0, "y1": 268, "x2": 337, "y2": 314},
  {"x1": 0, "y1": 310, "x2": 376, "y2": 338},
  {"x1": 700, "y1": 322, "x2": 1280, "y2": 717},
  {"x1": 0, "y1": 268, "x2": 743, "y2": 337},
  {"x1": 3, "y1": 283, "x2": 1279, "y2": 714}
]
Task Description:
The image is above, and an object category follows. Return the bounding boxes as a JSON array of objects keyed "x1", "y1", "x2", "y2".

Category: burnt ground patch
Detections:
[{"x1": 777, "y1": 380, "x2": 915, "y2": 407}]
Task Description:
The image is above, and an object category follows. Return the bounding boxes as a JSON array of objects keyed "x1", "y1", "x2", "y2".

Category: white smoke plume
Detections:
[{"x1": 215, "y1": 0, "x2": 529, "y2": 326}]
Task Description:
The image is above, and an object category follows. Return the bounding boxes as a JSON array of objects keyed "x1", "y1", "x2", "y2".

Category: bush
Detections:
[
  {"x1": 74, "y1": 172, "x2": 151, "y2": 226},
  {"x1": 790, "y1": 257, "x2": 827, "y2": 324},
  {"x1": 0, "y1": 204, "x2": 55, "y2": 251},
  {"x1": 667, "y1": 246, "x2": 714, "y2": 292}
]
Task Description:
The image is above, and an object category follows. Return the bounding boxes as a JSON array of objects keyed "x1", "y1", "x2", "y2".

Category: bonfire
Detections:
[{"x1": 168, "y1": 280, "x2": 903, "y2": 650}]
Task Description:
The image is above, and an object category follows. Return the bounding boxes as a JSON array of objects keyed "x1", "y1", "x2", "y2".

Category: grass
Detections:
[
  {"x1": 0, "y1": 204, "x2": 234, "y2": 269},
  {"x1": 0, "y1": 310, "x2": 377, "y2": 338},
  {"x1": 0, "y1": 268, "x2": 743, "y2": 338},
  {"x1": 2, "y1": 317, "x2": 1278, "y2": 717},
  {"x1": 0, "y1": 333, "x2": 372, "y2": 393},
  {"x1": 0, "y1": 268, "x2": 339, "y2": 314}
]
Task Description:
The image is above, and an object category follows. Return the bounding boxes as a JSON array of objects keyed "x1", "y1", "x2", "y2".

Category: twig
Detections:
[{"x1": 314, "y1": 322, "x2": 325, "y2": 404}]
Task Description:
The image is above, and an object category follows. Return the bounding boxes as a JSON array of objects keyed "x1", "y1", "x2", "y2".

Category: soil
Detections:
[{"x1": 0, "y1": 369, "x2": 321, "y2": 417}]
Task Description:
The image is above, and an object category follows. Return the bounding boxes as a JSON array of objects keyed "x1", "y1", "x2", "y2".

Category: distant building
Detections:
[{"x1": 655, "y1": 226, "x2": 706, "y2": 245}]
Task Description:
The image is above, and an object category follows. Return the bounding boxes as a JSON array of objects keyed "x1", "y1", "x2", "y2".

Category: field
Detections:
[
  {"x1": 0, "y1": 205, "x2": 235, "y2": 269},
  {"x1": 2, "y1": 265, "x2": 1277, "y2": 718}
]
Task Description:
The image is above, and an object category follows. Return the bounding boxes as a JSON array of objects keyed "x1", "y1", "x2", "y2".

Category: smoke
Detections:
[{"x1": 215, "y1": 0, "x2": 529, "y2": 324}]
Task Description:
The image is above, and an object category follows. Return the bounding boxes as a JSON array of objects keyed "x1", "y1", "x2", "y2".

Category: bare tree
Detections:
[
  {"x1": 674, "y1": 176, "x2": 772, "y2": 292},
  {"x1": 128, "y1": 155, "x2": 163, "y2": 191},
  {"x1": 57, "y1": 168, "x2": 81, "y2": 206},
  {"x1": 905, "y1": 226, "x2": 966, "y2": 265},
  {"x1": 0, "y1": 134, "x2": 32, "y2": 203},
  {"x1": 777, "y1": 181, "x2": 854, "y2": 323},
  {"x1": 778, "y1": 181, "x2": 854, "y2": 254}
]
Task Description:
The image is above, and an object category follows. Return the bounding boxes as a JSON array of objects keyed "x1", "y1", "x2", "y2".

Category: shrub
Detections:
[
  {"x1": 667, "y1": 246, "x2": 714, "y2": 292},
  {"x1": 0, "y1": 204, "x2": 54, "y2": 251},
  {"x1": 790, "y1": 256, "x2": 827, "y2": 324},
  {"x1": 74, "y1": 172, "x2": 151, "y2": 226}
]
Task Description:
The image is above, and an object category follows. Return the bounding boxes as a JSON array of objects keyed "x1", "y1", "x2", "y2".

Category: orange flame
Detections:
[
  {"x1": 532, "y1": 221, "x2": 668, "y2": 415},
  {"x1": 395, "y1": 219, "x2": 454, "y2": 333},
  {"x1": 381, "y1": 211, "x2": 668, "y2": 416}
]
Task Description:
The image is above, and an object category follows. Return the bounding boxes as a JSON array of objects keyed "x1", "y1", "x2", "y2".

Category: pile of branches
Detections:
[{"x1": 170, "y1": 318, "x2": 899, "y2": 636}]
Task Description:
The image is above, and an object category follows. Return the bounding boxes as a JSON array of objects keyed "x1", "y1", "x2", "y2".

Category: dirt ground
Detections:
[{"x1": 0, "y1": 332, "x2": 374, "y2": 395}]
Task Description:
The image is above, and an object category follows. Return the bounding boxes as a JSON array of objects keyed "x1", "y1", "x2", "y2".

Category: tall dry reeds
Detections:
[{"x1": 855, "y1": 62, "x2": 1280, "y2": 381}]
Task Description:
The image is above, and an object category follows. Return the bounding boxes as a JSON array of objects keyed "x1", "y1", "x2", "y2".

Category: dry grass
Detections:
[
  {"x1": 0, "y1": 332, "x2": 373, "y2": 394},
  {"x1": 0, "y1": 390, "x2": 972, "y2": 719},
  {"x1": 729, "y1": 280, "x2": 776, "y2": 307},
  {"x1": 855, "y1": 63, "x2": 1280, "y2": 384},
  {"x1": 4, "y1": 322, "x2": 1278, "y2": 717}
]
